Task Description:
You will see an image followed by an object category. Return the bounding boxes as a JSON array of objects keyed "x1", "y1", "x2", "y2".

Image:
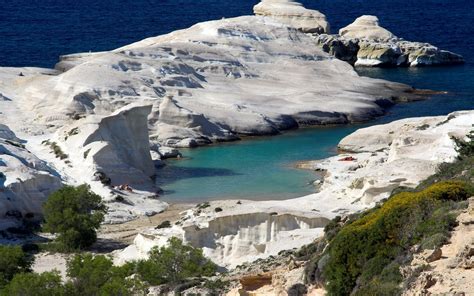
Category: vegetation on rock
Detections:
[
  {"x1": 0, "y1": 238, "x2": 218, "y2": 295},
  {"x1": 302, "y1": 131, "x2": 473, "y2": 295},
  {"x1": 65, "y1": 254, "x2": 143, "y2": 296},
  {"x1": 1, "y1": 271, "x2": 64, "y2": 296},
  {"x1": 323, "y1": 181, "x2": 471, "y2": 295}
]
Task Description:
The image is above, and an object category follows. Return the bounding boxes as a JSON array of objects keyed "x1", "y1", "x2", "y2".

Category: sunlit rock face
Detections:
[
  {"x1": 50, "y1": 104, "x2": 168, "y2": 223},
  {"x1": 339, "y1": 15, "x2": 395, "y2": 41},
  {"x1": 55, "y1": 104, "x2": 155, "y2": 190},
  {"x1": 0, "y1": 125, "x2": 62, "y2": 230},
  {"x1": 253, "y1": 0, "x2": 330, "y2": 33}
]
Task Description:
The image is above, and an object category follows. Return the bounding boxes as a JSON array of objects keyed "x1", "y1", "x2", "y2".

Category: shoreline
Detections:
[{"x1": 116, "y1": 110, "x2": 474, "y2": 268}]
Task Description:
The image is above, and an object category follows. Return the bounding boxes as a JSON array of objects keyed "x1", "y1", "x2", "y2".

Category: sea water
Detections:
[{"x1": 1, "y1": 0, "x2": 473, "y2": 202}]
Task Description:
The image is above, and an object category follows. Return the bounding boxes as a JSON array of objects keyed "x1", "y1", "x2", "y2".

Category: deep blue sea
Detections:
[{"x1": 1, "y1": 0, "x2": 473, "y2": 202}]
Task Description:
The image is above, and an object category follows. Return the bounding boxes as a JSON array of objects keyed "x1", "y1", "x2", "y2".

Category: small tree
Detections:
[
  {"x1": 136, "y1": 237, "x2": 217, "y2": 285},
  {"x1": 43, "y1": 185, "x2": 106, "y2": 251},
  {"x1": 0, "y1": 246, "x2": 32, "y2": 288},
  {"x1": 1, "y1": 271, "x2": 64, "y2": 296},
  {"x1": 66, "y1": 253, "x2": 143, "y2": 296}
]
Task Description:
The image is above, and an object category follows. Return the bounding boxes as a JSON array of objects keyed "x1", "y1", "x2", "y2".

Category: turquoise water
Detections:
[
  {"x1": 158, "y1": 66, "x2": 474, "y2": 203},
  {"x1": 156, "y1": 126, "x2": 357, "y2": 202}
]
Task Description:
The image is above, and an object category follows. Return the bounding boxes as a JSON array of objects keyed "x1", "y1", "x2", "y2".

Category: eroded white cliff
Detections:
[
  {"x1": 0, "y1": 126, "x2": 62, "y2": 230},
  {"x1": 44, "y1": 104, "x2": 168, "y2": 223}
]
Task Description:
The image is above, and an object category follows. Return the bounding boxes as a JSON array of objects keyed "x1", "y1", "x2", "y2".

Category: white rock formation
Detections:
[
  {"x1": 0, "y1": 126, "x2": 62, "y2": 230},
  {"x1": 0, "y1": 7, "x2": 417, "y2": 148},
  {"x1": 339, "y1": 15, "x2": 395, "y2": 41},
  {"x1": 253, "y1": 0, "x2": 330, "y2": 33},
  {"x1": 55, "y1": 103, "x2": 155, "y2": 188},
  {"x1": 116, "y1": 110, "x2": 474, "y2": 268},
  {"x1": 316, "y1": 15, "x2": 464, "y2": 67},
  {"x1": 45, "y1": 104, "x2": 168, "y2": 223}
]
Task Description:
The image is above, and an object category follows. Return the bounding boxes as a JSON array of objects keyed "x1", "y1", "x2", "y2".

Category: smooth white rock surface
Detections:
[
  {"x1": 253, "y1": 0, "x2": 330, "y2": 33},
  {"x1": 339, "y1": 15, "x2": 395, "y2": 41},
  {"x1": 46, "y1": 104, "x2": 168, "y2": 223}
]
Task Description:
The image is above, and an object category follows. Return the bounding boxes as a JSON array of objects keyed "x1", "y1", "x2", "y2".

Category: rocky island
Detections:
[{"x1": 0, "y1": 0, "x2": 471, "y2": 295}]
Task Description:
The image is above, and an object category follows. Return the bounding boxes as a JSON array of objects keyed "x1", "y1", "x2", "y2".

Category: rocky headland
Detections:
[
  {"x1": 1, "y1": 0, "x2": 456, "y2": 227},
  {"x1": 0, "y1": 1, "x2": 471, "y2": 294},
  {"x1": 314, "y1": 15, "x2": 464, "y2": 67}
]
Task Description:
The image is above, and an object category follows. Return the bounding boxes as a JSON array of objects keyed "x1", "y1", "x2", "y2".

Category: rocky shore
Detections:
[
  {"x1": 115, "y1": 111, "x2": 474, "y2": 269},
  {"x1": 314, "y1": 15, "x2": 464, "y2": 67},
  {"x1": 0, "y1": 3, "x2": 470, "y2": 292}
]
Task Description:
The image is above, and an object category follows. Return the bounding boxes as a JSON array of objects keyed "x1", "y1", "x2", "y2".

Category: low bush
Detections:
[
  {"x1": 136, "y1": 237, "x2": 217, "y2": 286},
  {"x1": 155, "y1": 220, "x2": 171, "y2": 229},
  {"x1": 1, "y1": 271, "x2": 64, "y2": 296},
  {"x1": 66, "y1": 253, "x2": 143, "y2": 296},
  {"x1": 321, "y1": 181, "x2": 471, "y2": 295},
  {"x1": 452, "y1": 130, "x2": 473, "y2": 159},
  {"x1": 0, "y1": 254, "x2": 144, "y2": 296},
  {"x1": 0, "y1": 246, "x2": 32, "y2": 288}
]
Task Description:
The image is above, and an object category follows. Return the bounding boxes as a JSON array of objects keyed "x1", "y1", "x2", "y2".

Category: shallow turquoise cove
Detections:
[
  {"x1": 157, "y1": 66, "x2": 474, "y2": 203},
  {"x1": 156, "y1": 125, "x2": 358, "y2": 203}
]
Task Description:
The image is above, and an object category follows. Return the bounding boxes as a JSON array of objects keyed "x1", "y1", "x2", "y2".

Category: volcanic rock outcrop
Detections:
[{"x1": 315, "y1": 15, "x2": 464, "y2": 67}]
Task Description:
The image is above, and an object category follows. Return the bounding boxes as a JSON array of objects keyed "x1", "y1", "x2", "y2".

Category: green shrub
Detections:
[
  {"x1": 322, "y1": 181, "x2": 470, "y2": 296},
  {"x1": 420, "y1": 233, "x2": 449, "y2": 250},
  {"x1": 0, "y1": 246, "x2": 32, "y2": 288},
  {"x1": 155, "y1": 220, "x2": 171, "y2": 229},
  {"x1": 323, "y1": 216, "x2": 342, "y2": 241},
  {"x1": 136, "y1": 237, "x2": 217, "y2": 286},
  {"x1": 66, "y1": 253, "x2": 142, "y2": 296},
  {"x1": 204, "y1": 279, "x2": 230, "y2": 295},
  {"x1": 43, "y1": 185, "x2": 107, "y2": 252},
  {"x1": 1, "y1": 271, "x2": 64, "y2": 296},
  {"x1": 47, "y1": 142, "x2": 69, "y2": 160}
]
